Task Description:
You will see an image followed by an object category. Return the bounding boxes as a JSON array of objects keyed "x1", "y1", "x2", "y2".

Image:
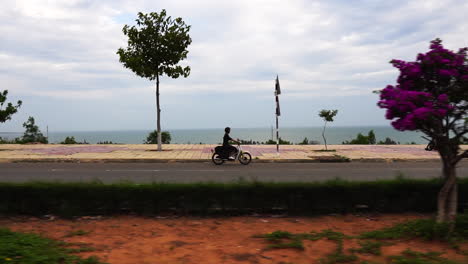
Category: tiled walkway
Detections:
[{"x1": 0, "y1": 144, "x2": 459, "y2": 162}]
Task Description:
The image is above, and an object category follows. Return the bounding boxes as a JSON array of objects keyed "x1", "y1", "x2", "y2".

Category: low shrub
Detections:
[{"x1": 0, "y1": 178, "x2": 466, "y2": 217}]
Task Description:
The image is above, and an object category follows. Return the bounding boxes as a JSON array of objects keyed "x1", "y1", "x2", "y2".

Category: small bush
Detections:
[
  {"x1": 298, "y1": 137, "x2": 319, "y2": 145},
  {"x1": 378, "y1": 137, "x2": 398, "y2": 145},
  {"x1": 265, "y1": 138, "x2": 291, "y2": 145},
  {"x1": 61, "y1": 136, "x2": 78, "y2": 144},
  {"x1": 145, "y1": 130, "x2": 171, "y2": 144}
]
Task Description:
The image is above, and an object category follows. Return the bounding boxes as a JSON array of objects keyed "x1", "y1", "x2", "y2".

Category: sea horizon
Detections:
[{"x1": 0, "y1": 126, "x2": 427, "y2": 145}]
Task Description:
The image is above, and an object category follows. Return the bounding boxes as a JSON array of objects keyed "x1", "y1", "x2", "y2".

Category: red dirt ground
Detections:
[{"x1": 1, "y1": 214, "x2": 467, "y2": 264}]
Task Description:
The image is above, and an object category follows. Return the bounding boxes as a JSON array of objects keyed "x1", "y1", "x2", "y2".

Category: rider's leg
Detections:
[{"x1": 228, "y1": 145, "x2": 237, "y2": 158}]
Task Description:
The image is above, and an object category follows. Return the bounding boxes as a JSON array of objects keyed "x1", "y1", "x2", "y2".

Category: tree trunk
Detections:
[
  {"x1": 322, "y1": 121, "x2": 328, "y2": 151},
  {"x1": 436, "y1": 162, "x2": 457, "y2": 224},
  {"x1": 155, "y1": 75, "x2": 162, "y2": 151}
]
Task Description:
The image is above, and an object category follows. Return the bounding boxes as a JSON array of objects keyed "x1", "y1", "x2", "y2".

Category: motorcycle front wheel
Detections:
[
  {"x1": 212, "y1": 153, "x2": 224, "y2": 165},
  {"x1": 238, "y1": 152, "x2": 252, "y2": 165}
]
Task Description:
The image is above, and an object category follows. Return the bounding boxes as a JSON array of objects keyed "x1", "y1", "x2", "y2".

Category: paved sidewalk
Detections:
[{"x1": 0, "y1": 144, "x2": 464, "y2": 163}]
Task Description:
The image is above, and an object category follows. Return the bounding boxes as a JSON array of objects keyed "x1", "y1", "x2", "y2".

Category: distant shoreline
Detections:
[{"x1": 1, "y1": 126, "x2": 426, "y2": 145}]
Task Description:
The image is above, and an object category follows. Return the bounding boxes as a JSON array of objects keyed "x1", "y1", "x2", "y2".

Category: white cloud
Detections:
[{"x1": 0, "y1": 0, "x2": 467, "y2": 130}]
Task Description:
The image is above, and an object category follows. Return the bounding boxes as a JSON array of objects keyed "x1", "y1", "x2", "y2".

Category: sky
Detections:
[{"x1": 1, "y1": 0, "x2": 467, "y2": 132}]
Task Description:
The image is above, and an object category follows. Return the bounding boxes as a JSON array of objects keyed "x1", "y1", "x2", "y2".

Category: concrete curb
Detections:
[{"x1": 0, "y1": 158, "x2": 442, "y2": 164}]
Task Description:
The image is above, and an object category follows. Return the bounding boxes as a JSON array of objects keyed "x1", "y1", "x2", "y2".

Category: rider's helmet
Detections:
[{"x1": 225, "y1": 127, "x2": 231, "y2": 133}]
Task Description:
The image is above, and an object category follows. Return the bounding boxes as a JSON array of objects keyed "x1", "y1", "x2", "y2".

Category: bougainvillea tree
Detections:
[{"x1": 378, "y1": 39, "x2": 467, "y2": 224}]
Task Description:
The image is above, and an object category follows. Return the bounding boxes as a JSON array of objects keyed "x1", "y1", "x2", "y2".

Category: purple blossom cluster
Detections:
[{"x1": 378, "y1": 39, "x2": 468, "y2": 131}]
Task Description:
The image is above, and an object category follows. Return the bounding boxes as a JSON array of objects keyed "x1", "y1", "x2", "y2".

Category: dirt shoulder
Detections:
[{"x1": 2, "y1": 214, "x2": 467, "y2": 264}]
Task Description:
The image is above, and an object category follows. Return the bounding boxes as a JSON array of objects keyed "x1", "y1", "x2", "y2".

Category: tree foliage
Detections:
[
  {"x1": 117, "y1": 10, "x2": 191, "y2": 80},
  {"x1": 378, "y1": 39, "x2": 467, "y2": 224},
  {"x1": 19, "y1": 116, "x2": 47, "y2": 144},
  {"x1": 0, "y1": 90, "x2": 22, "y2": 123}
]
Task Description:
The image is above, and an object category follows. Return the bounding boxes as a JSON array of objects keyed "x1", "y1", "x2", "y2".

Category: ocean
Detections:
[{"x1": 0, "y1": 126, "x2": 427, "y2": 145}]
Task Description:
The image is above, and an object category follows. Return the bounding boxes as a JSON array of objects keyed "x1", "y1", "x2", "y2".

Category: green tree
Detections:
[
  {"x1": 378, "y1": 39, "x2": 468, "y2": 224},
  {"x1": 0, "y1": 90, "x2": 22, "y2": 123},
  {"x1": 368, "y1": 130, "x2": 376, "y2": 144},
  {"x1": 318, "y1": 109, "x2": 338, "y2": 150},
  {"x1": 60, "y1": 136, "x2": 77, "y2": 144},
  {"x1": 299, "y1": 137, "x2": 309, "y2": 145},
  {"x1": 19, "y1": 116, "x2": 47, "y2": 144},
  {"x1": 145, "y1": 130, "x2": 171, "y2": 144},
  {"x1": 117, "y1": 10, "x2": 191, "y2": 151}
]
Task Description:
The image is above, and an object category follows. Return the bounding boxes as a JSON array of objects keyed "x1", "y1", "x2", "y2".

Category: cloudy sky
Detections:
[{"x1": 1, "y1": 0, "x2": 467, "y2": 132}]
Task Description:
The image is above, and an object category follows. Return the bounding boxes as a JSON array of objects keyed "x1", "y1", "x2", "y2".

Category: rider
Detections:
[{"x1": 223, "y1": 127, "x2": 240, "y2": 159}]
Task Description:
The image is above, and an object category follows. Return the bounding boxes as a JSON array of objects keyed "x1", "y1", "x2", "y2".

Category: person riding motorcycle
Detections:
[{"x1": 223, "y1": 127, "x2": 240, "y2": 160}]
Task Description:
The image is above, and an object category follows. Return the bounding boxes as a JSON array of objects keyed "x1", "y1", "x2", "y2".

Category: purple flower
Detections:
[
  {"x1": 439, "y1": 69, "x2": 458, "y2": 77},
  {"x1": 378, "y1": 39, "x2": 466, "y2": 133}
]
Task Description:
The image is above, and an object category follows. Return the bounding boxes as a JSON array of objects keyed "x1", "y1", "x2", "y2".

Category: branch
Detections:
[{"x1": 453, "y1": 150, "x2": 468, "y2": 165}]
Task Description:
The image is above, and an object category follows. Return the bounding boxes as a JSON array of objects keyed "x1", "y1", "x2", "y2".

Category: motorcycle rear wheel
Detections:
[{"x1": 212, "y1": 153, "x2": 224, "y2": 165}]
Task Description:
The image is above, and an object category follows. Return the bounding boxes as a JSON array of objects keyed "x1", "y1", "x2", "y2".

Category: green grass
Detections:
[
  {"x1": 0, "y1": 227, "x2": 106, "y2": 264},
  {"x1": 258, "y1": 225, "x2": 468, "y2": 264},
  {"x1": 360, "y1": 214, "x2": 468, "y2": 241},
  {"x1": 320, "y1": 251, "x2": 358, "y2": 264},
  {"x1": 388, "y1": 249, "x2": 463, "y2": 264},
  {"x1": 255, "y1": 230, "x2": 304, "y2": 249},
  {"x1": 350, "y1": 240, "x2": 384, "y2": 256},
  {"x1": 256, "y1": 229, "x2": 360, "y2": 263},
  {"x1": 256, "y1": 229, "x2": 349, "y2": 250}
]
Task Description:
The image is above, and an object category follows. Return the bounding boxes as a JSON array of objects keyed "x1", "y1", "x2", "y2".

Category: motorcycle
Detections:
[{"x1": 211, "y1": 144, "x2": 252, "y2": 165}]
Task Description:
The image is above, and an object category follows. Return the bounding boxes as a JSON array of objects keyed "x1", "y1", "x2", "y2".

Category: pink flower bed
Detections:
[
  {"x1": 339, "y1": 145, "x2": 438, "y2": 155},
  {"x1": 24, "y1": 146, "x2": 129, "y2": 156}
]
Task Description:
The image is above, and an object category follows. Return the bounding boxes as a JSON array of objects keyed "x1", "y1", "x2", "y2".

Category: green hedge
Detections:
[{"x1": 0, "y1": 178, "x2": 467, "y2": 217}]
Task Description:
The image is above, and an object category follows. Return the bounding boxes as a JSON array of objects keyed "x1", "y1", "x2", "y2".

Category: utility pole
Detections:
[{"x1": 274, "y1": 75, "x2": 281, "y2": 154}]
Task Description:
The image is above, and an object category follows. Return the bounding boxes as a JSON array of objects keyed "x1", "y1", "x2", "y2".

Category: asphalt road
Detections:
[{"x1": 0, "y1": 161, "x2": 467, "y2": 183}]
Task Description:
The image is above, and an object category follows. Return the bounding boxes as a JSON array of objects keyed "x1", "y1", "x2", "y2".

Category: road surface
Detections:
[{"x1": 0, "y1": 161, "x2": 467, "y2": 183}]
